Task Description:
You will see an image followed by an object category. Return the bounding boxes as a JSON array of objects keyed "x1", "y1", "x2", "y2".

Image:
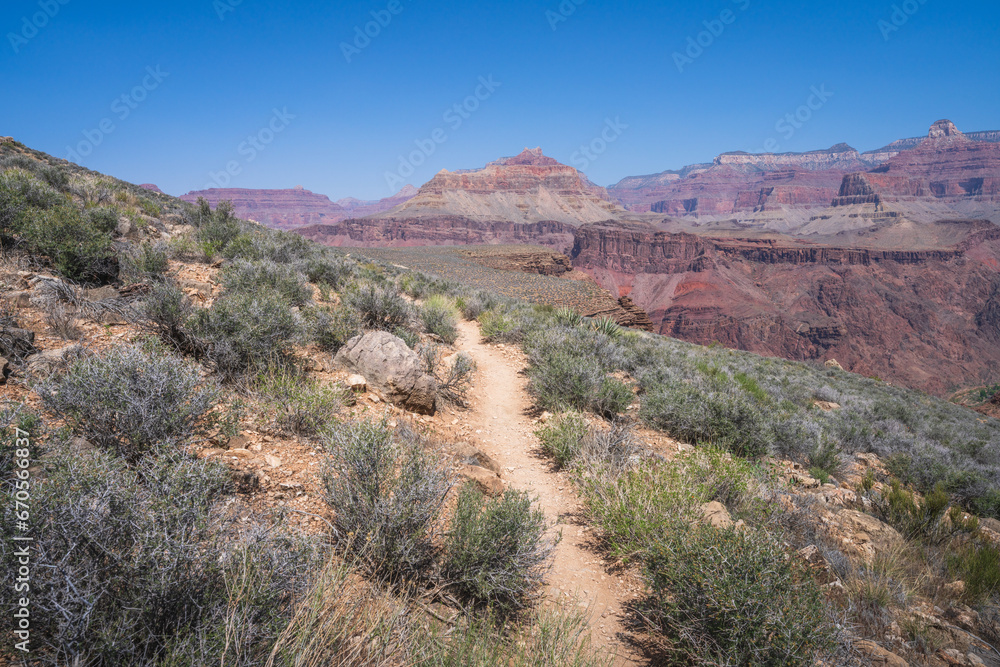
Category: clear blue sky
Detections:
[{"x1": 3, "y1": 0, "x2": 998, "y2": 199}]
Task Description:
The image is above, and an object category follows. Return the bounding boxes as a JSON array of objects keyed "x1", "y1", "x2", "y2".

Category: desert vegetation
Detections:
[{"x1": 3, "y1": 141, "x2": 1000, "y2": 666}]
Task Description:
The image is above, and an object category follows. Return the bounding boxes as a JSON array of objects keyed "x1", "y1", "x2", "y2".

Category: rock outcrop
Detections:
[{"x1": 334, "y1": 331, "x2": 437, "y2": 414}]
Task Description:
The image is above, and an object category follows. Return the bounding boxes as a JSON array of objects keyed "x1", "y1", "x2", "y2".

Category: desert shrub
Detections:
[
  {"x1": 420, "y1": 606, "x2": 609, "y2": 667},
  {"x1": 344, "y1": 283, "x2": 413, "y2": 331},
  {"x1": 42, "y1": 301, "x2": 82, "y2": 340},
  {"x1": 191, "y1": 291, "x2": 302, "y2": 379},
  {"x1": 578, "y1": 421, "x2": 642, "y2": 474},
  {"x1": 640, "y1": 382, "x2": 773, "y2": 458},
  {"x1": 809, "y1": 438, "x2": 842, "y2": 484},
  {"x1": 536, "y1": 412, "x2": 588, "y2": 469},
  {"x1": 0, "y1": 406, "x2": 41, "y2": 482},
  {"x1": 868, "y1": 480, "x2": 974, "y2": 543},
  {"x1": 307, "y1": 305, "x2": 362, "y2": 353},
  {"x1": 421, "y1": 295, "x2": 459, "y2": 344},
  {"x1": 133, "y1": 281, "x2": 203, "y2": 355},
  {"x1": 120, "y1": 241, "x2": 169, "y2": 283},
  {"x1": 302, "y1": 255, "x2": 357, "y2": 290},
  {"x1": 479, "y1": 308, "x2": 526, "y2": 343},
  {"x1": 393, "y1": 326, "x2": 420, "y2": 349},
  {"x1": 644, "y1": 525, "x2": 832, "y2": 665},
  {"x1": 223, "y1": 229, "x2": 314, "y2": 264},
  {"x1": 442, "y1": 484, "x2": 554, "y2": 615},
  {"x1": 526, "y1": 345, "x2": 630, "y2": 418},
  {"x1": 85, "y1": 206, "x2": 120, "y2": 234},
  {"x1": 948, "y1": 540, "x2": 1000, "y2": 604},
  {"x1": 582, "y1": 448, "x2": 768, "y2": 561},
  {"x1": 257, "y1": 368, "x2": 345, "y2": 437},
  {"x1": 194, "y1": 198, "x2": 243, "y2": 254},
  {"x1": 321, "y1": 420, "x2": 451, "y2": 581},
  {"x1": 0, "y1": 168, "x2": 63, "y2": 240},
  {"x1": 457, "y1": 291, "x2": 502, "y2": 321},
  {"x1": 420, "y1": 345, "x2": 477, "y2": 405},
  {"x1": 0, "y1": 448, "x2": 317, "y2": 666},
  {"x1": 17, "y1": 205, "x2": 118, "y2": 284},
  {"x1": 221, "y1": 258, "x2": 312, "y2": 306},
  {"x1": 36, "y1": 343, "x2": 218, "y2": 460}
]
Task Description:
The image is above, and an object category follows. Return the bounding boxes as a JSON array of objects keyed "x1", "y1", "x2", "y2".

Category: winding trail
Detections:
[{"x1": 453, "y1": 320, "x2": 641, "y2": 665}]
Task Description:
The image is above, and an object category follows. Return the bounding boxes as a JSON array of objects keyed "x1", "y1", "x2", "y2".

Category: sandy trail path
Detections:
[{"x1": 453, "y1": 320, "x2": 641, "y2": 665}]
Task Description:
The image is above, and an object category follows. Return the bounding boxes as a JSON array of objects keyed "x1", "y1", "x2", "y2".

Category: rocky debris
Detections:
[
  {"x1": 459, "y1": 465, "x2": 504, "y2": 497},
  {"x1": 0, "y1": 326, "x2": 38, "y2": 360},
  {"x1": 26, "y1": 344, "x2": 84, "y2": 377},
  {"x1": 453, "y1": 441, "x2": 502, "y2": 475},
  {"x1": 335, "y1": 331, "x2": 437, "y2": 415},
  {"x1": 616, "y1": 296, "x2": 655, "y2": 331},
  {"x1": 814, "y1": 400, "x2": 841, "y2": 411},
  {"x1": 700, "y1": 501, "x2": 733, "y2": 528},
  {"x1": 0, "y1": 136, "x2": 14, "y2": 144},
  {"x1": 464, "y1": 248, "x2": 573, "y2": 277},
  {"x1": 836, "y1": 509, "x2": 903, "y2": 561},
  {"x1": 346, "y1": 374, "x2": 368, "y2": 392},
  {"x1": 855, "y1": 640, "x2": 909, "y2": 666}
]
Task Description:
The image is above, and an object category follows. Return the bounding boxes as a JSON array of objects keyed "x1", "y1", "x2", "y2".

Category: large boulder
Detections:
[{"x1": 335, "y1": 331, "x2": 437, "y2": 415}]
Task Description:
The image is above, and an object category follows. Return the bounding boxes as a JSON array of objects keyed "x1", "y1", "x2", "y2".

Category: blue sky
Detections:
[{"x1": 3, "y1": 0, "x2": 998, "y2": 199}]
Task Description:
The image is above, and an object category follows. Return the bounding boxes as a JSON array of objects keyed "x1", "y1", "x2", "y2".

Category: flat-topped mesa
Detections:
[
  {"x1": 180, "y1": 186, "x2": 348, "y2": 230},
  {"x1": 714, "y1": 144, "x2": 871, "y2": 172}
]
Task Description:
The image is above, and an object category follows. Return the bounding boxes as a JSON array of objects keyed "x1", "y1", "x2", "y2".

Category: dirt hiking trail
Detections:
[{"x1": 453, "y1": 320, "x2": 642, "y2": 665}]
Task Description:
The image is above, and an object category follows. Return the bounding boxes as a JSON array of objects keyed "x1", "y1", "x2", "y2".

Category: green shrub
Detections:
[
  {"x1": 479, "y1": 309, "x2": 525, "y2": 343},
  {"x1": 133, "y1": 281, "x2": 203, "y2": 355},
  {"x1": 870, "y1": 481, "x2": 969, "y2": 543},
  {"x1": 537, "y1": 412, "x2": 588, "y2": 469},
  {"x1": 120, "y1": 241, "x2": 169, "y2": 283},
  {"x1": 321, "y1": 420, "x2": 451, "y2": 581},
  {"x1": 194, "y1": 198, "x2": 243, "y2": 253},
  {"x1": 0, "y1": 168, "x2": 63, "y2": 240},
  {"x1": 393, "y1": 326, "x2": 420, "y2": 349},
  {"x1": 308, "y1": 305, "x2": 362, "y2": 353},
  {"x1": 421, "y1": 295, "x2": 459, "y2": 344},
  {"x1": 442, "y1": 484, "x2": 554, "y2": 615},
  {"x1": 18, "y1": 205, "x2": 118, "y2": 284},
  {"x1": 36, "y1": 343, "x2": 218, "y2": 461},
  {"x1": 948, "y1": 540, "x2": 1000, "y2": 604},
  {"x1": 554, "y1": 307, "x2": 583, "y2": 328},
  {"x1": 644, "y1": 525, "x2": 832, "y2": 665},
  {"x1": 257, "y1": 367, "x2": 345, "y2": 437},
  {"x1": 582, "y1": 448, "x2": 767, "y2": 561},
  {"x1": 344, "y1": 283, "x2": 413, "y2": 331},
  {"x1": 191, "y1": 291, "x2": 302, "y2": 379},
  {"x1": 220, "y1": 258, "x2": 312, "y2": 306},
  {"x1": 302, "y1": 255, "x2": 356, "y2": 290}
]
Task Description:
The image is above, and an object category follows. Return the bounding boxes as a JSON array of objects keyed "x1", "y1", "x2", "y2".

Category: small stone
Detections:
[
  {"x1": 279, "y1": 482, "x2": 303, "y2": 490},
  {"x1": 228, "y1": 448, "x2": 253, "y2": 459},
  {"x1": 942, "y1": 580, "x2": 966, "y2": 598},
  {"x1": 825, "y1": 359, "x2": 845, "y2": 371},
  {"x1": 199, "y1": 448, "x2": 226, "y2": 460},
  {"x1": 460, "y1": 465, "x2": 504, "y2": 497},
  {"x1": 346, "y1": 374, "x2": 367, "y2": 392},
  {"x1": 264, "y1": 455, "x2": 282, "y2": 469},
  {"x1": 227, "y1": 434, "x2": 252, "y2": 450},
  {"x1": 539, "y1": 411, "x2": 553, "y2": 423}
]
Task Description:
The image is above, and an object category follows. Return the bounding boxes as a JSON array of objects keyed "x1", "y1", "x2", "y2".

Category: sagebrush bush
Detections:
[
  {"x1": 194, "y1": 198, "x2": 244, "y2": 255},
  {"x1": 420, "y1": 344, "x2": 477, "y2": 405},
  {"x1": 644, "y1": 525, "x2": 832, "y2": 665},
  {"x1": 120, "y1": 241, "x2": 169, "y2": 283},
  {"x1": 537, "y1": 412, "x2": 588, "y2": 469},
  {"x1": 302, "y1": 254, "x2": 356, "y2": 290},
  {"x1": 443, "y1": 483, "x2": 554, "y2": 615},
  {"x1": 344, "y1": 283, "x2": 413, "y2": 331},
  {"x1": 191, "y1": 290, "x2": 302, "y2": 379},
  {"x1": 0, "y1": 168, "x2": 63, "y2": 240},
  {"x1": 0, "y1": 447, "x2": 317, "y2": 666},
  {"x1": 307, "y1": 305, "x2": 362, "y2": 352},
  {"x1": 37, "y1": 343, "x2": 218, "y2": 460},
  {"x1": 479, "y1": 308, "x2": 526, "y2": 343},
  {"x1": 948, "y1": 539, "x2": 1000, "y2": 604},
  {"x1": 421, "y1": 295, "x2": 459, "y2": 344},
  {"x1": 221, "y1": 258, "x2": 313, "y2": 306},
  {"x1": 257, "y1": 367, "x2": 345, "y2": 437},
  {"x1": 321, "y1": 420, "x2": 451, "y2": 581},
  {"x1": 133, "y1": 281, "x2": 202, "y2": 355}
]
